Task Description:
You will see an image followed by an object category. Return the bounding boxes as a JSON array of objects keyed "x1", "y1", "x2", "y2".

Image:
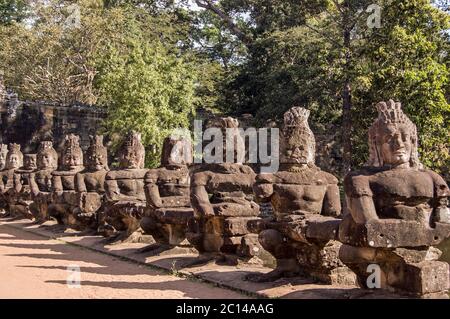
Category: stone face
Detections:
[
  {"x1": 188, "y1": 117, "x2": 262, "y2": 258},
  {"x1": 340, "y1": 100, "x2": 450, "y2": 297},
  {"x1": 48, "y1": 134, "x2": 85, "y2": 227},
  {"x1": 73, "y1": 135, "x2": 109, "y2": 229},
  {"x1": 99, "y1": 131, "x2": 148, "y2": 239},
  {"x1": 246, "y1": 107, "x2": 355, "y2": 284},
  {"x1": 141, "y1": 135, "x2": 194, "y2": 247}
]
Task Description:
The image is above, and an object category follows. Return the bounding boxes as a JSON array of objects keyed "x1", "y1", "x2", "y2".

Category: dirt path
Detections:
[{"x1": 0, "y1": 224, "x2": 248, "y2": 299}]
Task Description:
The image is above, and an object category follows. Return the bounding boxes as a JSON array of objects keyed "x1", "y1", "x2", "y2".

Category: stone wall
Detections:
[{"x1": 0, "y1": 89, "x2": 106, "y2": 153}]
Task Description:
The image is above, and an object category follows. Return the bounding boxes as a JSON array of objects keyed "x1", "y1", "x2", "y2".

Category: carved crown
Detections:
[
  {"x1": 284, "y1": 107, "x2": 310, "y2": 127},
  {"x1": 90, "y1": 135, "x2": 104, "y2": 146},
  {"x1": 64, "y1": 134, "x2": 80, "y2": 146},
  {"x1": 8, "y1": 143, "x2": 21, "y2": 153},
  {"x1": 124, "y1": 131, "x2": 142, "y2": 147},
  {"x1": 375, "y1": 100, "x2": 409, "y2": 124},
  {"x1": 38, "y1": 141, "x2": 54, "y2": 151}
]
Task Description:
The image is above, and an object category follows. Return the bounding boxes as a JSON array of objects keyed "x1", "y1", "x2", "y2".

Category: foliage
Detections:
[
  {"x1": 96, "y1": 31, "x2": 197, "y2": 167},
  {"x1": 0, "y1": 0, "x2": 29, "y2": 25}
]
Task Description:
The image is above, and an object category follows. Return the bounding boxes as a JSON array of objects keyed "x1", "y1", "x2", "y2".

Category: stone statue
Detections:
[
  {"x1": 0, "y1": 143, "x2": 23, "y2": 193},
  {"x1": 7, "y1": 154, "x2": 37, "y2": 219},
  {"x1": 73, "y1": 135, "x2": 109, "y2": 229},
  {"x1": 188, "y1": 117, "x2": 262, "y2": 262},
  {"x1": 48, "y1": 134, "x2": 84, "y2": 226},
  {"x1": 140, "y1": 134, "x2": 194, "y2": 252},
  {"x1": 339, "y1": 100, "x2": 450, "y2": 298},
  {"x1": 99, "y1": 131, "x2": 148, "y2": 240},
  {"x1": 29, "y1": 141, "x2": 58, "y2": 221},
  {"x1": 0, "y1": 144, "x2": 7, "y2": 215},
  {"x1": 0, "y1": 144, "x2": 23, "y2": 216},
  {"x1": 0, "y1": 144, "x2": 8, "y2": 171},
  {"x1": 246, "y1": 107, "x2": 354, "y2": 284}
]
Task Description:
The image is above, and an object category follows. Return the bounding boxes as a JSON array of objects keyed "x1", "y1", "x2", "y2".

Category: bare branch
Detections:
[{"x1": 195, "y1": 0, "x2": 253, "y2": 46}]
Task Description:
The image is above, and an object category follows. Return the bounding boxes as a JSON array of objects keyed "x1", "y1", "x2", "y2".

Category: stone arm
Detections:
[
  {"x1": 145, "y1": 182, "x2": 163, "y2": 208},
  {"x1": 52, "y1": 175, "x2": 64, "y2": 194},
  {"x1": 13, "y1": 173, "x2": 22, "y2": 193},
  {"x1": 0, "y1": 176, "x2": 4, "y2": 193},
  {"x1": 104, "y1": 179, "x2": 138, "y2": 202},
  {"x1": 427, "y1": 170, "x2": 450, "y2": 223},
  {"x1": 344, "y1": 174, "x2": 378, "y2": 224},
  {"x1": 322, "y1": 184, "x2": 342, "y2": 217},
  {"x1": 28, "y1": 173, "x2": 40, "y2": 197},
  {"x1": 75, "y1": 173, "x2": 87, "y2": 193},
  {"x1": 190, "y1": 184, "x2": 214, "y2": 217}
]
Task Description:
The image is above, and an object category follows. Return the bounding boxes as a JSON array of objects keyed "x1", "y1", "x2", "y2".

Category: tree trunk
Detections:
[{"x1": 341, "y1": 3, "x2": 352, "y2": 176}]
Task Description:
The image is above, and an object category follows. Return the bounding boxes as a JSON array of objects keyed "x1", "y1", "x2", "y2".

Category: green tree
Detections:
[
  {"x1": 96, "y1": 37, "x2": 197, "y2": 167},
  {"x1": 360, "y1": 0, "x2": 449, "y2": 176},
  {"x1": 0, "y1": 0, "x2": 29, "y2": 25},
  {"x1": 194, "y1": 0, "x2": 449, "y2": 177}
]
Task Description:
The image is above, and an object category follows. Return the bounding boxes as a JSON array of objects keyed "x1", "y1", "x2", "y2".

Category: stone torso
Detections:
[
  {"x1": 0, "y1": 169, "x2": 15, "y2": 191},
  {"x1": 53, "y1": 171, "x2": 79, "y2": 191},
  {"x1": 106, "y1": 169, "x2": 147, "y2": 201},
  {"x1": 153, "y1": 167, "x2": 190, "y2": 198},
  {"x1": 346, "y1": 167, "x2": 449, "y2": 221},
  {"x1": 34, "y1": 170, "x2": 54, "y2": 192},
  {"x1": 83, "y1": 171, "x2": 107, "y2": 193},
  {"x1": 257, "y1": 168, "x2": 337, "y2": 218},
  {"x1": 196, "y1": 164, "x2": 256, "y2": 204}
]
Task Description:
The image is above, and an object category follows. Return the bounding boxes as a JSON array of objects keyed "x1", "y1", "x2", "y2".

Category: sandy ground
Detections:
[{"x1": 0, "y1": 224, "x2": 248, "y2": 299}]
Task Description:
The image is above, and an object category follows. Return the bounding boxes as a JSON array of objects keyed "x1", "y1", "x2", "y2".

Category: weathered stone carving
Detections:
[
  {"x1": 0, "y1": 144, "x2": 8, "y2": 171},
  {"x1": 29, "y1": 141, "x2": 58, "y2": 221},
  {"x1": 0, "y1": 143, "x2": 23, "y2": 193},
  {"x1": 7, "y1": 154, "x2": 37, "y2": 219},
  {"x1": 141, "y1": 135, "x2": 194, "y2": 251},
  {"x1": 99, "y1": 131, "x2": 148, "y2": 240},
  {"x1": 339, "y1": 100, "x2": 450, "y2": 298},
  {"x1": 188, "y1": 117, "x2": 262, "y2": 261},
  {"x1": 48, "y1": 134, "x2": 84, "y2": 226},
  {"x1": 0, "y1": 144, "x2": 23, "y2": 216},
  {"x1": 246, "y1": 107, "x2": 354, "y2": 284},
  {"x1": 0, "y1": 144, "x2": 10, "y2": 214},
  {"x1": 73, "y1": 135, "x2": 109, "y2": 229}
]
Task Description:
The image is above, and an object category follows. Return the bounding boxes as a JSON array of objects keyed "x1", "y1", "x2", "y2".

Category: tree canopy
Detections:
[{"x1": 0, "y1": 0, "x2": 448, "y2": 176}]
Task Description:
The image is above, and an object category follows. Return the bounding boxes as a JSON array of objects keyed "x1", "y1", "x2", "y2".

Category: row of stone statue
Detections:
[{"x1": 1, "y1": 100, "x2": 449, "y2": 298}]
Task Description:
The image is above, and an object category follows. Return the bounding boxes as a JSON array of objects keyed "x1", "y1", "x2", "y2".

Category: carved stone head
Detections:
[
  {"x1": 85, "y1": 135, "x2": 108, "y2": 171},
  {"x1": 280, "y1": 107, "x2": 315, "y2": 165},
  {"x1": 37, "y1": 141, "x2": 58, "y2": 170},
  {"x1": 118, "y1": 131, "x2": 145, "y2": 169},
  {"x1": 23, "y1": 154, "x2": 37, "y2": 170},
  {"x1": 60, "y1": 134, "x2": 84, "y2": 171},
  {"x1": 366, "y1": 100, "x2": 421, "y2": 168},
  {"x1": 161, "y1": 133, "x2": 193, "y2": 166},
  {"x1": 6, "y1": 143, "x2": 23, "y2": 170},
  {"x1": 204, "y1": 117, "x2": 245, "y2": 164},
  {"x1": 0, "y1": 144, "x2": 7, "y2": 170}
]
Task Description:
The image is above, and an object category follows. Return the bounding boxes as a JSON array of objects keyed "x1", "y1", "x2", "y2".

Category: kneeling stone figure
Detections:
[
  {"x1": 247, "y1": 107, "x2": 355, "y2": 284},
  {"x1": 339, "y1": 100, "x2": 450, "y2": 298}
]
